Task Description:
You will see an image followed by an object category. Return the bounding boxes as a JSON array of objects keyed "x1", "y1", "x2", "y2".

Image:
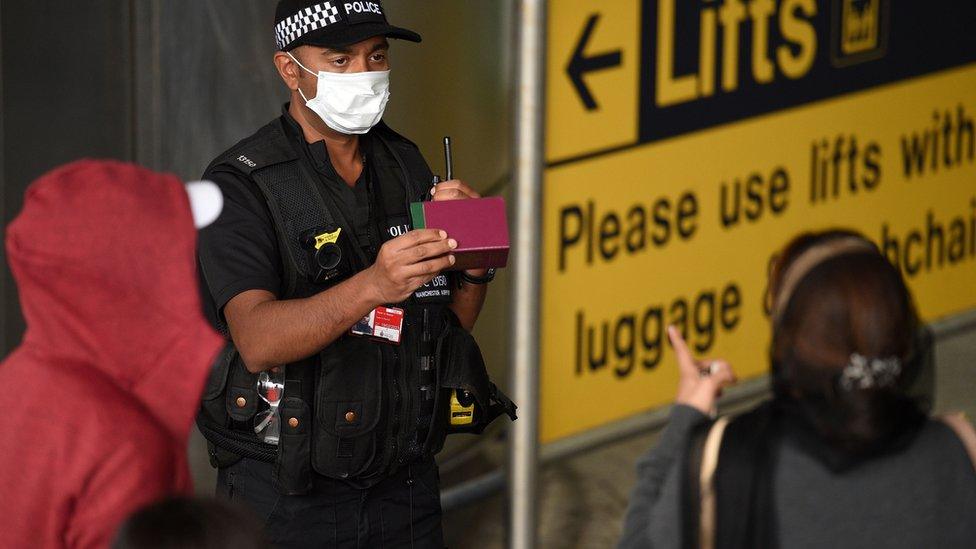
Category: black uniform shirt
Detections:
[{"x1": 197, "y1": 106, "x2": 415, "y2": 330}]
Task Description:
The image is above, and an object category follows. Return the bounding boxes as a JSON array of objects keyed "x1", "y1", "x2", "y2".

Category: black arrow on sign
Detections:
[{"x1": 567, "y1": 14, "x2": 623, "y2": 111}]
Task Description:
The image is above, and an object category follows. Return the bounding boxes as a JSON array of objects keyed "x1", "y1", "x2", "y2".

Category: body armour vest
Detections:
[{"x1": 196, "y1": 117, "x2": 516, "y2": 495}]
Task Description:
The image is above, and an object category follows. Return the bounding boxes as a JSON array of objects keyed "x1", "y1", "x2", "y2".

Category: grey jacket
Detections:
[{"x1": 619, "y1": 404, "x2": 976, "y2": 549}]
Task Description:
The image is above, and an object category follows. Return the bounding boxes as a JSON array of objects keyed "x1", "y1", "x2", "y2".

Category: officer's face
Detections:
[{"x1": 296, "y1": 36, "x2": 391, "y2": 75}]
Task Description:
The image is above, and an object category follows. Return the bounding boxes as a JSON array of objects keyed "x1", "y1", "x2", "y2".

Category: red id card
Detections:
[{"x1": 351, "y1": 306, "x2": 405, "y2": 344}]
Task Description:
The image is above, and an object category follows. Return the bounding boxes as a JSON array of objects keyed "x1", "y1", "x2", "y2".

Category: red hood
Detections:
[{"x1": 5, "y1": 160, "x2": 224, "y2": 440}]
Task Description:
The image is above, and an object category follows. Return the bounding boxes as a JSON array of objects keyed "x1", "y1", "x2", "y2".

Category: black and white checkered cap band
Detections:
[{"x1": 275, "y1": 2, "x2": 342, "y2": 50}]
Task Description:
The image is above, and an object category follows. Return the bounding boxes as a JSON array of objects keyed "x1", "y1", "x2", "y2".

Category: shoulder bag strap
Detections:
[{"x1": 699, "y1": 416, "x2": 731, "y2": 549}]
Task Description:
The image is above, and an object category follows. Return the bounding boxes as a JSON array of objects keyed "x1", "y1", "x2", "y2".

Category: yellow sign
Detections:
[
  {"x1": 541, "y1": 0, "x2": 976, "y2": 443},
  {"x1": 546, "y1": 0, "x2": 640, "y2": 164}
]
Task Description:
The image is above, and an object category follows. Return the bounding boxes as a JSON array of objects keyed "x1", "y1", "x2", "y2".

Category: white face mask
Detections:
[{"x1": 288, "y1": 52, "x2": 391, "y2": 135}]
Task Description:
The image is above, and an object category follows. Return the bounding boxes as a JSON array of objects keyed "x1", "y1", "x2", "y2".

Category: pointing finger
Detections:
[{"x1": 667, "y1": 325, "x2": 698, "y2": 376}]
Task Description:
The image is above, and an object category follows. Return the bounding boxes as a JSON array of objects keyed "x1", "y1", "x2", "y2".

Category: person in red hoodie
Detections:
[{"x1": 0, "y1": 160, "x2": 226, "y2": 548}]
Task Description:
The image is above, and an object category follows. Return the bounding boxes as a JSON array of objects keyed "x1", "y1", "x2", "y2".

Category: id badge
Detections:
[{"x1": 351, "y1": 306, "x2": 405, "y2": 345}]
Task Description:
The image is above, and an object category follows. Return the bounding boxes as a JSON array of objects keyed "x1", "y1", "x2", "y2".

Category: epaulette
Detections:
[{"x1": 206, "y1": 118, "x2": 298, "y2": 177}]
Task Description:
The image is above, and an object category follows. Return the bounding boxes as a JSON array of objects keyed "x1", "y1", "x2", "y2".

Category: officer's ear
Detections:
[{"x1": 273, "y1": 51, "x2": 302, "y2": 92}]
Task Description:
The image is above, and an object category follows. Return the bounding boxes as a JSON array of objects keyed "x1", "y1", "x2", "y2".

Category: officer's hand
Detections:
[
  {"x1": 430, "y1": 179, "x2": 480, "y2": 201},
  {"x1": 669, "y1": 325, "x2": 737, "y2": 416},
  {"x1": 368, "y1": 229, "x2": 457, "y2": 303}
]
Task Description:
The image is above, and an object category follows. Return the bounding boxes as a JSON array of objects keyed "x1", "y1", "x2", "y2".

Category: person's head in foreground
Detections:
[
  {"x1": 671, "y1": 229, "x2": 938, "y2": 463},
  {"x1": 766, "y1": 229, "x2": 932, "y2": 463},
  {"x1": 113, "y1": 497, "x2": 267, "y2": 549},
  {"x1": 0, "y1": 160, "x2": 225, "y2": 548},
  {"x1": 621, "y1": 229, "x2": 976, "y2": 549}
]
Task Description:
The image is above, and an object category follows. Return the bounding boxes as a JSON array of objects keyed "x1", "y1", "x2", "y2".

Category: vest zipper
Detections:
[{"x1": 389, "y1": 345, "x2": 402, "y2": 464}]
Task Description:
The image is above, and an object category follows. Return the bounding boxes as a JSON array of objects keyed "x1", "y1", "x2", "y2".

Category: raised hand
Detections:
[{"x1": 669, "y1": 325, "x2": 737, "y2": 415}]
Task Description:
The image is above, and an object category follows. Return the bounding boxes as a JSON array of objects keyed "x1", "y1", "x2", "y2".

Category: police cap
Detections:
[{"x1": 274, "y1": 0, "x2": 422, "y2": 51}]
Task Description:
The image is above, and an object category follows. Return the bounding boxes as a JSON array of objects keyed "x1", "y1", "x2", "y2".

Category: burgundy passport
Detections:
[{"x1": 410, "y1": 197, "x2": 510, "y2": 270}]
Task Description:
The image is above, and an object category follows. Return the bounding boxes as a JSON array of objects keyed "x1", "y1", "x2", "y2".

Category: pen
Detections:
[{"x1": 443, "y1": 136, "x2": 453, "y2": 182}]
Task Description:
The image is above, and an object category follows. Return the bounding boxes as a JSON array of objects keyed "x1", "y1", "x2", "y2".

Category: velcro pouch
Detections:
[
  {"x1": 225, "y1": 358, "x2": 260, "y2": 423},
  {"x1": 200, "y1": 344, "x2": 235, "y2": 423},
  {"x1": 275, "y1": 396, "x2": 313, "y2": 495},
  {"x1": 434, "y1": 323, "x2": 517, "y2": 436},
  {"x1": 313, "y1": 336, "x2": 384, "y2": 479},
  {"x1": 196, "y1": 344, "x2": 282, "y2": 468}
]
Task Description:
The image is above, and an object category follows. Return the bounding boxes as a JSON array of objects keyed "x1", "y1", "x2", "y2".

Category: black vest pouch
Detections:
[
  {"x1": 274, "y1": 395, "x2": 313, "y2": 495},
  {"x1": 198, "y1": 345, "x2": 247, "y2": 469},
  {"x1": 433, "y1": 318, "x2": 517, "y2": 437},
  {"x1": 313, "y1": 336, "x2": 384, "y2": 479},
  {"x1": 225, "y1": 360, "x2": 260, "y2": 425},
  {"x1": 435, "y1": 324, "x2": 489, "y2": 436},
  {"x1": 198, "y1": 343, "x2": 281, "y2": 467},
  {"x1": 200, "y1": 344, "x2": 235, "y2": 425}
]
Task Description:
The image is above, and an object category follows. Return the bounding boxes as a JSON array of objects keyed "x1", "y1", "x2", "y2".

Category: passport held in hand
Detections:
[{"x1": 410, "y1": 197, "x2": 510, "y2": 271}]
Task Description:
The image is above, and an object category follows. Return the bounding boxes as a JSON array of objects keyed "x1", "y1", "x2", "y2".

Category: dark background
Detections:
[
  {"x1": 0, "y1": 0, "x2": 514, "y2": 358},
  {"x1": 1, "y1": 1, "x2": 286, "y2": 353}
]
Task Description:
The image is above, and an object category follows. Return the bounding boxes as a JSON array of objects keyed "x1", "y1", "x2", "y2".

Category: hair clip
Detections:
[{"x1": 839, "y1": 353, "x2": 902, "y2": 391}]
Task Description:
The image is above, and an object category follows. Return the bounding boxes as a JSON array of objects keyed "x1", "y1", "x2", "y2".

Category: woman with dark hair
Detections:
[{"x1": 619, "y1": 230, "x2": 976, "y2": 549}]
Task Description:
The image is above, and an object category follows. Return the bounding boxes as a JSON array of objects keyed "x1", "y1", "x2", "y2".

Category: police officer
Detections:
[{"x1": 196, "y1": 1, "x2": 508, "y2": 547}]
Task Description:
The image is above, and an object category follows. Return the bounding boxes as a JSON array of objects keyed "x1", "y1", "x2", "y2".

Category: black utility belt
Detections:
[{"x1": 199, "y1": 310, "x2": 516, "y2": 495}]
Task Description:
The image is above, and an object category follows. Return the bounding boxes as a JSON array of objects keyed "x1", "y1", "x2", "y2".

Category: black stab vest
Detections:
[{"x1": 197, "y1": 118, "x2": 467, "y2": 493}]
